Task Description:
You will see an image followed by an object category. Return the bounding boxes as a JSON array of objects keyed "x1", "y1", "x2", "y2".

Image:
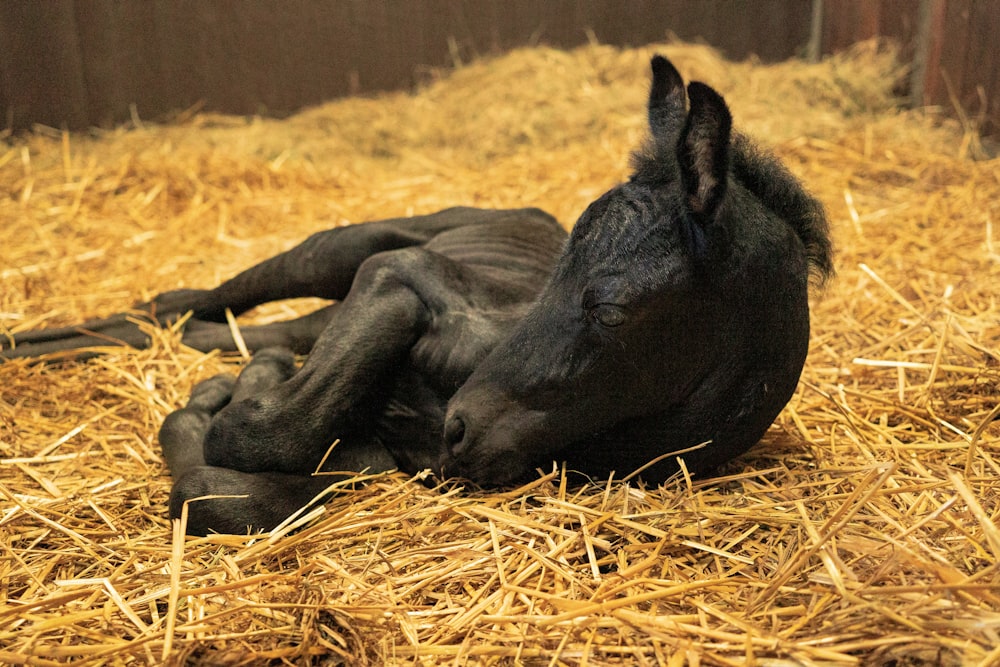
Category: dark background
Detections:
[{"x1": 1, "y1": 0, "x2": 996, "y2": 137}]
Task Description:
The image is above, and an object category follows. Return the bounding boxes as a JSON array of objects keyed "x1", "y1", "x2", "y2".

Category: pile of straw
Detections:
[{"x1": 2, "y1": 40, "x2": 998, "y2": 665}]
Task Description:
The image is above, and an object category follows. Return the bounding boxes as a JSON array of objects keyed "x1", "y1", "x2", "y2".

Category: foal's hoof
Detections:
[
  {"x1": 159, "y1": 346, "x2": 302, "y2": 474},
  {"x1": 169, "y1": 465, "x2": 335, "y2": 536},
  {"x1": 185, "y1": 374, "x2": 238, "y2": 411},
  {"x1": 159, "y1": 375, "x2": 236, "y2": 476},
  {"x1": 230, "y1": 347, "x2": 297, "y2": 401}
]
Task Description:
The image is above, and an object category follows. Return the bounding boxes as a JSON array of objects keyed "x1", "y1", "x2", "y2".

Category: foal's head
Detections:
[{"x1": 443, "y1": 55, "x2": 832, "y2": 485}]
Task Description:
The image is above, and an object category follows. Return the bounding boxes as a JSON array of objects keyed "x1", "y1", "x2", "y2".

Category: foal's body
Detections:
[
  {"x1": 158, "y1": 207, "x2": 569, "y2": 533},
  {"x1": 4, "y1": 56, "x2": 832, "y2": 535}
]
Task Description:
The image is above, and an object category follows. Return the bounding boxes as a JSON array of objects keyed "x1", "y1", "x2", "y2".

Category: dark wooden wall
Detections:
[
  {"x1": 0, "y1": 0, "x2": 813, "y2": 131},
  {"x1": 1, "y1": 0, "x2": 997, "y2": 136},
  {"x1": 919, "y1": 0, "x2": 1000, "y2": 135},
  {"x1": 820, "y1": 0, "x2": 1000, "y2": 136}
]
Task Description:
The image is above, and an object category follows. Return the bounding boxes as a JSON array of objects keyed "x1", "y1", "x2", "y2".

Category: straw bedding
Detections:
[{"x1": 1, "y1": 41, "x2": 998, "y2": 665}]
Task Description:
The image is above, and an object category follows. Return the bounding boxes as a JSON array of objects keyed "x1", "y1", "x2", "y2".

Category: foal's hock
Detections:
[{"x1": 4, "y1": 55, "x2": 832, "y2": 535}]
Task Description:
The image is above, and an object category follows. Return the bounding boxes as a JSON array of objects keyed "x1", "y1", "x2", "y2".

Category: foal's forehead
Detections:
[
  {"x1": 567, "y1": 183, "x2": 681, "y2": 261},
  {"x1": 555, "y1": 183, "x2": 691, "y2": 298}
]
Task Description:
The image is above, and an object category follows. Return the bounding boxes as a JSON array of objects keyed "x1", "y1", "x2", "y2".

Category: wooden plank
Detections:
[
  {"x1": 912, "y1": 0, "x2": 1000, "y2": 140},
  {"x1": 937, "y1": 0, "x2": 972, "y2": 110},
  {"x1": 820, "y1": 0, "x2": 921, "y2": 56},
  {"x1": 962, "y1": 0, "x2": 1000, "y2": 135},
  {"x1": 916, "y1": 0, "x2": 948, "y2": 106},
  {"x1": 0, "y1": 0, "x2": 89, "y2": 130}
]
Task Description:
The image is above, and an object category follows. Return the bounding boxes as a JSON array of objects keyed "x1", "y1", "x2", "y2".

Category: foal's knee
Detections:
[{"x1": 202, "y1": 394, "x2": 286, "y2": 471}]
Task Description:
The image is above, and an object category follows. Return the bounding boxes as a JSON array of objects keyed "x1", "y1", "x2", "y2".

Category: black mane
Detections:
[{"x1": 729, "y1": 133, "x2": 834, "y2": 286}]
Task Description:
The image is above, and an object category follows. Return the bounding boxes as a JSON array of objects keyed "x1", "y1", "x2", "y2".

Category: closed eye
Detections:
[{"x1": 589, "y1": 304, "x2": 626, "y2": 327}]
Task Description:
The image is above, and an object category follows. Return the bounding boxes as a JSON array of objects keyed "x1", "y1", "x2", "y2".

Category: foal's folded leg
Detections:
[
  {"x1": 199, "y1": 249, "x2": 455, "y2": 476},
  {"x1": 160, "y1": 347, "x2": 394, "y2": 535},
  {"x1": 180, "y1": 304, "x2": 339, "y2": 355}
]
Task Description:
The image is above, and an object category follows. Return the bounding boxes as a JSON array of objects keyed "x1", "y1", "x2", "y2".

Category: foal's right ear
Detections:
[
  {"x1": 677, "y1": 81, "x2": 732, "y2": 220},
  {"x1": 648, "y1": 55, "x2": 687, "y2": 143}
]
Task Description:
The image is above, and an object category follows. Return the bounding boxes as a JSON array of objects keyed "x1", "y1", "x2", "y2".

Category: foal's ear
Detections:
[
  {"x1": 648, "y1": 55, "x2": 687, "y2": 141},
  {"x1": 677, "y1": 82, "x2": 732, "y2": 220}
]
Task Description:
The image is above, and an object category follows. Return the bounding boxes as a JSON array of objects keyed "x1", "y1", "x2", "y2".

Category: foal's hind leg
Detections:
[
  {"x1": 179, "y1": 303, "x2": 340, "y2": 354},
  {"x1": 5, "y1": 291, "x2": 338, "y2": 358},
  {"x1": 2, "y1": 208, "x2": 517, "y2": 360},
  {"x1": 161, "y1": 348, "x2": 395, "y2": 535}
]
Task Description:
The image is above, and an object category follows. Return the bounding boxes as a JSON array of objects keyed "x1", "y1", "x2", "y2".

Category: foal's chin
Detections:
[
  {"x1": 438, "y1": 440, "x2": 534, "y2": 487},
  {"x1": 437, "y1": 427, "x2": 526, "y2": 487}
]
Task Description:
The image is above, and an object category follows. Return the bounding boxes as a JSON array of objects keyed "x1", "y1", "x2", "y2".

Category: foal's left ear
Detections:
[
  {"x1": 677, "y1": 82, "x2": 732, "y2": 220},
  {"x1": 648, "y1": 55, "x2": 687, "y2": 143}
]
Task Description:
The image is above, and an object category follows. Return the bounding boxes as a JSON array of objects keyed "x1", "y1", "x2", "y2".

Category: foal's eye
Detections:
[{"x1": 589, "y1": 304, "x2": 626, "y2": 327}]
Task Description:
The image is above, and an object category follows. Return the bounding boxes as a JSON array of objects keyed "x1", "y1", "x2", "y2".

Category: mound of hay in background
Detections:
[{"x1": 2, "y1": 40, "x2": 998, "y2": 665}]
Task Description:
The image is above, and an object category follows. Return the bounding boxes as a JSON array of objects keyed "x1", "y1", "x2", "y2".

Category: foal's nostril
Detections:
[{"x1": 443, "y1": 414, "x2": 467, "y2": 454}]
